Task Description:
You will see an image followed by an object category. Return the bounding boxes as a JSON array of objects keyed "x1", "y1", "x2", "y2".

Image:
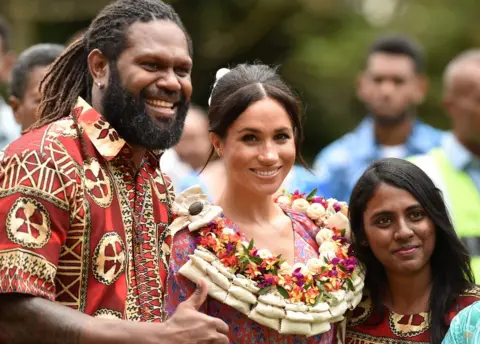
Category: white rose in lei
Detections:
[
  {"x1": 292, "y1": 198, "x2": 310, "y2": 213},
  {"x1": 257, "y1": 248, "x2": 274, "y2": 259},
  {"x1": 278, "y1": 261, "x2": 292, "y2": 275},
  {"x1": 307, "y1": 258, "x2": 325, "y2": 274},
  {"x1": 277, "y1": 195, "x2": 292, "y2": 206},
  {"x1": 315, "y1": 228, "x2": 333, "y2": 246},
  {"x1": 319, "y1": 241, "x2": 338, "y2": 253},
  {"x1": 222, "y1": 227, "x2": 235, "y2": 235},
  {"x1": 319, "y1": 241, "x2": 338, "y2": 261},
  {"x1": 306, "y1": 203, "x2": 326, "y2": 220}
]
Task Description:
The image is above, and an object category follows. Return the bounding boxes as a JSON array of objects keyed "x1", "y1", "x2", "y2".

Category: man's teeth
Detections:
[
  {"x1": 253, "y1": 168, "x2": 280, "y2": 176},
  {"x1": 146, "y1": 99, "x2": 174, "y2": 108}
]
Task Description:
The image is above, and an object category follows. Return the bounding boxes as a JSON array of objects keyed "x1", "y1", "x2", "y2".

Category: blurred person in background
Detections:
[
  {"x1": 160, "y1": 104, "x2": 211, "y2": 190},
  {"x1": 8, "y1": 43, "x2": 64, "y2": 132},
  {"x1": 313, "y1": 34, "x2": 443, "y2": 202},
  {"x1": 410, "y1": 49, "x2": 480, "y2": 280},
  {"x1": 0, "y1": 15, "x2": 21, "y2": 149}
]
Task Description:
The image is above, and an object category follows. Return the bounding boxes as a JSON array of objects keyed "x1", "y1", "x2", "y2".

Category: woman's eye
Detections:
[
  {"x1": 375, "y1": 217, "x2": 391, "y2": 226},
  {"x1": 275, "y1": 133, "x2": 290, "y2": 141},
  {"x1": 410, "y1": 210, "x2": 425, "y2": 221},
  {"x1": 242, "y1": 134, "x2": 258, "y2": 142}
]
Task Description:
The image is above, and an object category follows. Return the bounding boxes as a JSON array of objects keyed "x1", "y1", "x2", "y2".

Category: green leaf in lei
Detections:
[
  {"x1": 306, "y1": 188, "x2": 318, "y2": 201},
  {"x1": 277, "y1": 285, "x2": 290, "y2": 299},
  {"x1": 313, "y1": 293, "x2": 325, "y2": 306},
  {"x1": 258, "y1": 286, "x2": 272, "y2": 295},
  {"x1": 345, "y1": 278, "x2": 355, "y2": 292},
  {"x1": 250, "y1": 256, "x2": 263, "y2": 265},
  {"x1": 248, "y1": 239, "x2": 255, "y2": 251}
]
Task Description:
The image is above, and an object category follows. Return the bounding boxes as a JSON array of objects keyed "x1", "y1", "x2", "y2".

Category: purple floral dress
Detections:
[{"x1": 165, "y1": 207, "x2": 335, "y2": 344}]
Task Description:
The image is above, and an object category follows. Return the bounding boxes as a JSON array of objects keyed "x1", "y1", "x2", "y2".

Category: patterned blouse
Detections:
[
  {"x1": 346, "y1": 288, "x2": 480, "y2": 344},
  {"x1": 165, "y1": 207, "x2": 335, "y2": 344}
]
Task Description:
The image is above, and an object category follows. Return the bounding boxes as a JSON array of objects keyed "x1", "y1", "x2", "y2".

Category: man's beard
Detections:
[
  {"x1": 101, "y1": 64, "x2": 189, "y2": 150},
  {"x1": 369, "y1": 103, "x2": 415, "y2": 127}
]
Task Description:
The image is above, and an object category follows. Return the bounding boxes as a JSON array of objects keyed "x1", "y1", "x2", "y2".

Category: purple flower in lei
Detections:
[
  {"x1": 328, "y1": 268, "x2": 338, "y2": 277},
  {"x1": 346, "y1": 257, "x2": 358, "y2": 273},
  {"x1": 225, "y1": 242, "x2": 235, "y2": 255},
  {"x1": 348, "y1": 244, "x2": 355, "y2": 257},
  {"x1": 292, "y1": 267, "x2": 305, "y2": 286},
  {"x1": 333, "y1": 202, "x2": 342, "y2": 212},
  {"x1": 312, "y1": 196, "x2": 328, "y2": 208},
  {"x1": 332, "y1": 234, "x2": 346, "y2": 245},
  {"x1": 258, "y1": 275, "x2": 276, "y2": 288}
]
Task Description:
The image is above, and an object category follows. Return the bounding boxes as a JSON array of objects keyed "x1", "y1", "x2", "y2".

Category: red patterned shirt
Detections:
[
  {"x1": 0, "y1": 97, "x2": 174, "y2": 322},
  {"x1": 346, "y1": 287, "x2": 480, "y2": 344}
]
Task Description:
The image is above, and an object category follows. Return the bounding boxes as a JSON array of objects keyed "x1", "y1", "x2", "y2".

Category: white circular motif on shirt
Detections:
[
  {"x1": 93, "y1": 232, "x2": 126, "y2": 285},
  {"x1": 84, "y1": 158, "x2": 113, "y2": 208},
  {"x1": 6, "y1": 198, "x2": 51, "y2": 249}
]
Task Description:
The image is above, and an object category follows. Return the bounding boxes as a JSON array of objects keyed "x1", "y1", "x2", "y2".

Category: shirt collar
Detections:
[
  {"x1": 442, "y1": 132, "x2": 477, "y2": 171},
  {"x1": 354, "y1": 116, "x2": 432, "y2": 159},
  {"x1": 74, "y1": 97, "x2": 162, "y2": 165}
]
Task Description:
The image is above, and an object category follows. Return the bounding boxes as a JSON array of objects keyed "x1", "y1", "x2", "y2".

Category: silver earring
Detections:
[{"x1": 97, "y1": 81, "x2": 104, "y2": 89}]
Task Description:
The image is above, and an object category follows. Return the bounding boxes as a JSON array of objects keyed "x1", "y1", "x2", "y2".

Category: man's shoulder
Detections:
[
  {"x1": 2, "y1": 118, "x2": 82, "y2": 164},
  {"x1": 413, "y1": 121, "x2": 445, "y2": 145},
  {"x1": 315, "y1": 130, "x2": 363, "y2": 170}
]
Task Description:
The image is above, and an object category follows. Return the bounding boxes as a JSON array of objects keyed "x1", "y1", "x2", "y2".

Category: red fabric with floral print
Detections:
[
  {"x1": 0, "y1": 97, "x2": 174, "y2": 322},
  {"x1": 165, "y1": 207, "x2": 335, "y2": 344}
]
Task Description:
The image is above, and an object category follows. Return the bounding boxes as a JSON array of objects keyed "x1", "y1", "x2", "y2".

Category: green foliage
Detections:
[
  {"x1": 168, "y1": 0, "x2": 480, "y2": 163},
  {"x1": 27, "y1": 0, "x2": 480, "y2": 162}
]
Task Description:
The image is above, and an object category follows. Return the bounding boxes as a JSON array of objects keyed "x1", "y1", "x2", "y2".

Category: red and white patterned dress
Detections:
[
  {"x1": 0, "y1": 97, "x2": 174, "y2": 321},
  {"x1": 165, "y1": 207, "x2": 335, "y2": 344}
]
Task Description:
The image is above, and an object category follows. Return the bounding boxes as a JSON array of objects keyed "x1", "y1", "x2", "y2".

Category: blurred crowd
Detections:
[{"x1": 0, "y1": 14, "x2": 479, "y2": 277}]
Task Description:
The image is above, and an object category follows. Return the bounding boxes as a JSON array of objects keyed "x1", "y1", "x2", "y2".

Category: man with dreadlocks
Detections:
[{"x1": 0, "y1": 1, "x2": 229, "y2": 343}]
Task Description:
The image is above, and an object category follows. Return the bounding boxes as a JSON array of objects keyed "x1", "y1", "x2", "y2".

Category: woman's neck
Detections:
[
  {"x1": 217, "y1": 180, "x2": 279, "y2": 225},
  {"x1": 383, "y1": 265, "x2": 432, "y2": 314}
]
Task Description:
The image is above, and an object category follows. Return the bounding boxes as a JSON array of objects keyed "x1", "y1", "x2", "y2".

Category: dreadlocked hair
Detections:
[{"x1": 32, "y1": 0, "x2": 192, "y2": 131}]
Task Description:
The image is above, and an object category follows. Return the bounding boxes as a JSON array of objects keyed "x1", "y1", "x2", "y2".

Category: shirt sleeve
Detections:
[{"x1": 0, "y1": 145, "x2": 75, "y2": 300}]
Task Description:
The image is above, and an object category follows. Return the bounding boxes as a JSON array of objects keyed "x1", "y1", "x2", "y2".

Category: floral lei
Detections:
[{"x1": 170, "y1": 187, "x2": 361, "y2": 308}]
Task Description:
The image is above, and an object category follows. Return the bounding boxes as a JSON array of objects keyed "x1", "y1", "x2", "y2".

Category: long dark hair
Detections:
[
  {"x1": 31, "y1": 0, "x2": 191, "y2": 131},
  {"x1": 204, "y1": 63, "x2": 308, "y2": 169},
  {"x1": 349, "y1": 158, "x2": 474, "y2": 344}
]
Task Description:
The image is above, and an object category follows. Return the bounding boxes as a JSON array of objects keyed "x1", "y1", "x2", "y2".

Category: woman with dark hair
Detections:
[
  {"x1": 163, "y1": 64, "x2": 357, "y2": 343},
  {"x1": 346, "y1": 158, "x2": 480, "y2": 344}
]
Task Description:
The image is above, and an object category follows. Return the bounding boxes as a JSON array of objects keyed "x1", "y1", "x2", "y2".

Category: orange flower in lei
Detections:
[{"x1": 195, "y1": 188, "x2": 359, "y2": 306}]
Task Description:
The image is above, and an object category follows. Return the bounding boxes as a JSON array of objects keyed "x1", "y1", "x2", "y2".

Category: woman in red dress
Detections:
[{"x1": 346, "y1": 158, "x2": 479, "y2": 344}]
